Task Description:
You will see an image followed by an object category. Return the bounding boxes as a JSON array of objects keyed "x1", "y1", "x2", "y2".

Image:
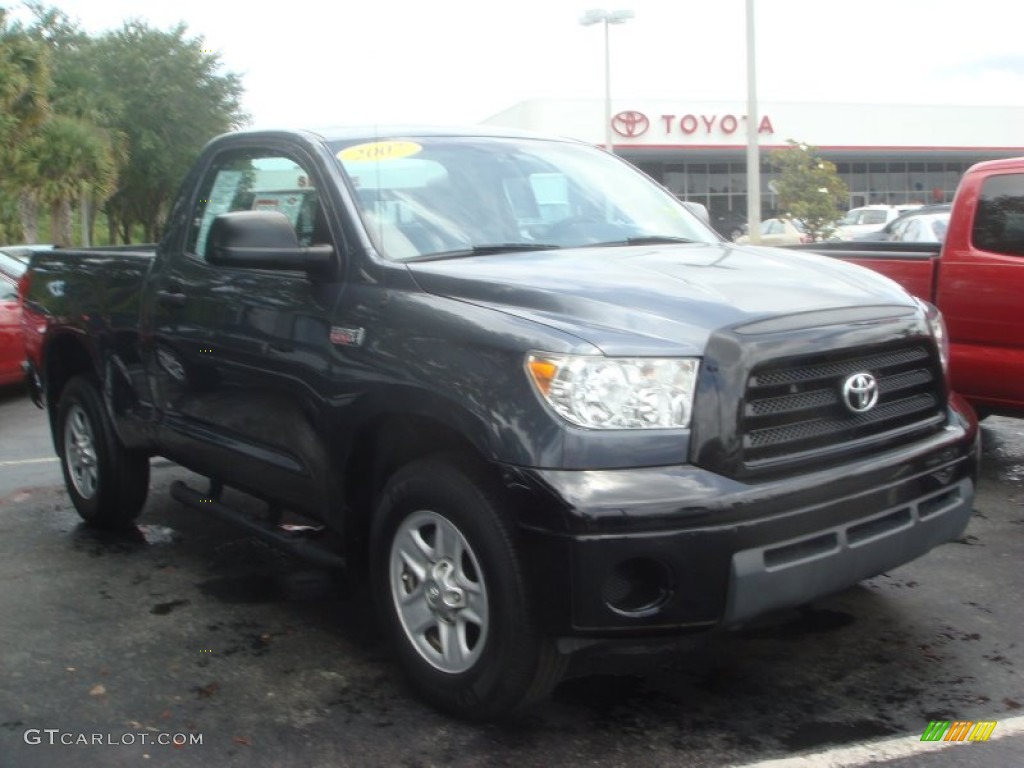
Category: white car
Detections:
[
  {"x1": 735, "y1": 217, "x2": 810, "y2": 246},
  {"x1": 887, "y1": 212, "x2": 951, "y2": 243},
  {"x1": 832, "y1": 205, "x2": 921, "y2": 240}
]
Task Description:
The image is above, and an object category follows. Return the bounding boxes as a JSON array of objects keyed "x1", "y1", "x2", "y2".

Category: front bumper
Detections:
[{"x1": 511, "y1": 412, "x2": 978, "y2": 638}]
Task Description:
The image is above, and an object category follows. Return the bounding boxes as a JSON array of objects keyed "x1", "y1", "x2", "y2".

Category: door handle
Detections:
[{"x1": 156, "y1": 289, "x2": 187, "y2": 308}]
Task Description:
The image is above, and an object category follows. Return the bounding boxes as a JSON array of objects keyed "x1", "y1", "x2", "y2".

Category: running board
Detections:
[{"x1": 169, "y1": 480, "x2": 346, "y2": 570}]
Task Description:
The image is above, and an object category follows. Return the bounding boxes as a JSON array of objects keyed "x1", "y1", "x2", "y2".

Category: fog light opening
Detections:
[{"x1": 602, "y1": 557, "x2": 672, "y2": 616}]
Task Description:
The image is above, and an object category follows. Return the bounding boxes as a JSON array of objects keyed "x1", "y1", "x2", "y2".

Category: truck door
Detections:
[
  {"x1": 937, "y1": 170, "x2": 1024, "y2": 412},
  {"x1": 145, "y1": 145, "x2": 346, "y2": 515}
]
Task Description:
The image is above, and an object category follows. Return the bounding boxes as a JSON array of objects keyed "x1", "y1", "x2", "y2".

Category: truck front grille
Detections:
[{"x1": 741, "y1": 343, "x2": 945, "y2": 471}]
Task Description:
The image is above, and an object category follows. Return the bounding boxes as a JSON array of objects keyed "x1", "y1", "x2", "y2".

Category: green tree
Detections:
[
  {"x1": 0, "y1": 8, "x2": 51, "y2": 241},
  {"x1": 24, "y1": 4, "x2": 123, "y2": 244},
  {"x1": 4, "y1": 9, "x2": 246, "y2": 245},
  {"x1": 89, "y1": 21, "x2": 247, "y2": 242},
  {"x1": 768, "y1": 140, "x2": 849, "y2": 242},
  {"x1": 23, "y1": 114, "x2": 117, "y2": 245},
  {"x1": 0, "y1": 9, "x2": 50, "y2": 145}
]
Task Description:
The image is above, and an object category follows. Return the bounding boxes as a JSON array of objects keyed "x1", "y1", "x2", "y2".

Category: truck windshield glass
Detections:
[{"x1": 331, "y1": 137, "x2": 719, "y2": 261}]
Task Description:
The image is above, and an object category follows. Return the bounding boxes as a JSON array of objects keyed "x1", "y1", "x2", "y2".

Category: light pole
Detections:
[
  {"x1": 745, "y1": 0, "x2": 761, "y2": 244},
  {"x1": 580, "y1": 8, "x2": 634, "y2": 153}
]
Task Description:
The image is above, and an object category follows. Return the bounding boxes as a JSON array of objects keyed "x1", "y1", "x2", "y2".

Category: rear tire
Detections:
[
  {"x1": 57, "y1": 375, "x2": 149, "y2": 529},
  {"x1": 371, "y1": 455, "x2": 566, "y2": 720}
]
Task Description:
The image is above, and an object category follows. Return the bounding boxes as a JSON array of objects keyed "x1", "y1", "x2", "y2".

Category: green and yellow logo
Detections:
[{"x1": 921, "y1": 720, "x2": 997, "y2": 742}]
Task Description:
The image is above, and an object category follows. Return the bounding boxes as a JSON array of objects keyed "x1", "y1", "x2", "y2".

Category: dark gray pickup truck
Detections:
[{"x1": 21, "y1": 126, "x2": 979, "y2": 718}]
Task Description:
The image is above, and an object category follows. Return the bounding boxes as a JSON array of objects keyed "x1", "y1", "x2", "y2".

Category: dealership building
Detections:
[{"x1": 483, "y1": 99, "x2": 1024, "y2": 232}]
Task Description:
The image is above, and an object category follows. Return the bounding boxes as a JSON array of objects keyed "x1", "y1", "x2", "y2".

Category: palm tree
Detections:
[{"x1": 24, "y1": 115, "x2": 117, "y2": 246}]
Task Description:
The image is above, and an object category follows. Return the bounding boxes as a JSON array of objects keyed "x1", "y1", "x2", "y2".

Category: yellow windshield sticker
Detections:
[{"x1": 337, "y1": 141, "x2": 422, "y2": 163}]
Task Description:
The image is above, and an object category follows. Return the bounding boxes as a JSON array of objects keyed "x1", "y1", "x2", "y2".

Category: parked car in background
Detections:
[
  {"x1": 0, "y1": 269, "x2": 24, "y2": 385},
  {"x1": 1, "y1": 245, "x2": 53, "y2": 386},
  {"x1": 889, "y1": 211, "x2": 951, "y2": 243},
  {"x1": 832, "y1": 204, "x2": 922, "y2": 240},
  {"x1": 712, "y1": 211, "x2": 747, "y2": 241},
  {"x1": 734, "y1": 217, "x2": 810, "y2": 246},
  {"x1": 853, "y1": 205, "x2": 951, "y2": 242}
]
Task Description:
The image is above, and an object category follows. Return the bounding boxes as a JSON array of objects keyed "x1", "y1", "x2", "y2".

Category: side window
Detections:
[
  {"x1": 186, "y1": 150, "x2": 328, "y2": 260},
  {"x1": 888, "y1": 219, "x2": 908, "y2": 241},
  {"x1": 0, "y1": 278, "x2": 17, "y2": 301},
  {"x1": 972, "y1": 173, "x2": 1024, "y2": 257}
]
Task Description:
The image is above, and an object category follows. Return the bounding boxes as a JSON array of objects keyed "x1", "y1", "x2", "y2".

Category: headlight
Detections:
[
  {"x1": 917, "y1": 299, "x2": 949, "y2": 374},
  {"x1": 526, "y1": 353, "x2": 699, "y2": 429}
]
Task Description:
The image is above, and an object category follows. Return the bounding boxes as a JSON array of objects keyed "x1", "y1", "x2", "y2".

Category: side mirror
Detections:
[
  {"x1": 206, "y1": 210, "x2": 334, "y2": 278},
  {"x1": 680, "y1": 201, "x2": 711, "y2": 227}
]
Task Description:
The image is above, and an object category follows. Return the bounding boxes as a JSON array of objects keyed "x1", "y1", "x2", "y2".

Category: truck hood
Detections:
[{"x1": 405, "y1": 242, "x2": 915, "y2": 355}]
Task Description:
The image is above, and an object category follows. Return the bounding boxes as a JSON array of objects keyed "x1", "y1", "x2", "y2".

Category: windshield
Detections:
[
  {"x1": 841, "y1": 209, "x2": 888, "y2": 226},
  {"x1": 331, "y1": 136, "x2": 718, "y2": 260}
]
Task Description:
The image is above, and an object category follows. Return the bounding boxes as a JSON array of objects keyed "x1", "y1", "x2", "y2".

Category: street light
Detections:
[
  {"x1": 745, "y1": 0, "x2": 761, "y2": 243},
  {"x1": 579, "y1": 8, "x2": 634, "y2": 153}
]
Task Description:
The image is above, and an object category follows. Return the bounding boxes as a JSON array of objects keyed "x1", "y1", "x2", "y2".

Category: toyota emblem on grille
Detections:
[{"x1": 841, "y1": 372, "x2": 879, "y2": 413}]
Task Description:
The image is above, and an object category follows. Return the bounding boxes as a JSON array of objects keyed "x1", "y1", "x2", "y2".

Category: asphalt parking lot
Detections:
[{"x1": 1, "y1": 384, "x2": 1023, "y2": 767}]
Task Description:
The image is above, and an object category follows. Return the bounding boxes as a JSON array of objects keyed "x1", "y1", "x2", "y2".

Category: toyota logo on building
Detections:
[
  {"x1": 841, "y1": 372, "x2": 880, "y2": 414},
  {"x1": 611, "y1": 111, "x2": 650, "y2": 138}
]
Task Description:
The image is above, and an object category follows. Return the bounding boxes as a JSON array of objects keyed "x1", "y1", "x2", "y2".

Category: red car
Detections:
[
  {"x1": 0, "y1": 245, "x2": 52, "y2": 386},
  {"x1": 0, "y1": 271, "x2": 23, "y2": 385}
]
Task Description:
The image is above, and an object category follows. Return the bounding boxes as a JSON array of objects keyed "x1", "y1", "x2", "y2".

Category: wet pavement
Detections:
[{"x1": 1, "y1": 387, "x2": 1023, "y2": 767}]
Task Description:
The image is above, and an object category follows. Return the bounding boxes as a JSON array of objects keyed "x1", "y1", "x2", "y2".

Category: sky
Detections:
[{"x1": 8, "y1": 0, "x2": 1024, "y2": 130}]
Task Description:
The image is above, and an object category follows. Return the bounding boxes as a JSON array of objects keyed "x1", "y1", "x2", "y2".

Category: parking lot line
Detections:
[
  {"x1": 0, "y1": 457, "x2": 58, "y2": 467},
  {"x1": 732, "y1": 714, "x2": 1024, "y2": 767}
]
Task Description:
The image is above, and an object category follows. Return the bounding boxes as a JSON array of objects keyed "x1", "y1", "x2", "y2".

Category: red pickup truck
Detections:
[{"x1": 793, "y1": 157, "x2": 1024, "y2": 419}]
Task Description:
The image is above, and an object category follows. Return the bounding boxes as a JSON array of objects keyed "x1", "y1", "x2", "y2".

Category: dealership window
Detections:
[
  {"x1": 945, "y1": 166, "x2": 965, "y2": 199},
  {"x1": 848, "y1": 163, "x2": 867, "y2": 192},
  {"x1": 708, "y1": 163, "x2": 730, "y2": 194},
  {"x1": 908, "y1": 163, "x2": 926, "y2": 196},
  {"x1": 629, "y1": 156, "x2": 975, "y2": 220},
  {"x1": 888, "y1": 164, "x2": 909, "y2": 203},
  {"x1": 729, "y1": 164, "x2": 745, "y2": 192},
  {"x1": 636, "y1": 161, "x2": 662, "y2": 182},
  {"x1": 867, "y1": 164, "x2": 888, "y2": 202},
  {"x1": 663, "y1": 165, "x2": 686, "y2": 197},
  {"x1": 925, "y1": 163, "x2": 944, "y2": 198},
  {"x1": 688, "y1": 164, "x2": 708, "y2": 194}
]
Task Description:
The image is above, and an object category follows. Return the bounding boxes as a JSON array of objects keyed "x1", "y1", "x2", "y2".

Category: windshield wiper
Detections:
[
  {"x1": 404, "y1": 243, "x2": 563, "y2": 262},
  {"x1": 593, "y1": 235, "x2": 698, "y2": 247}
]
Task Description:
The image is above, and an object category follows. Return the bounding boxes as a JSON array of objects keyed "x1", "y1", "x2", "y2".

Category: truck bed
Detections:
[
  {"x1": 22, "y1": 246, "x2": 156, "y2": 409},
  {"x1": 786, "y1": 241, "x2": 939, "y2": 301},
  {"x1": 24, "y1": 246, "x2": 156, "y2": 315}
]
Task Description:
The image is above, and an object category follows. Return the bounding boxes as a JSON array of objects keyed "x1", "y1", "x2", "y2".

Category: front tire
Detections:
[
  {"x1": 371, "y1": 455, "x2": 565, "y2": 719},
  {"x1": 57, "y1": 375, "x2": 150, "y2": 529}
]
